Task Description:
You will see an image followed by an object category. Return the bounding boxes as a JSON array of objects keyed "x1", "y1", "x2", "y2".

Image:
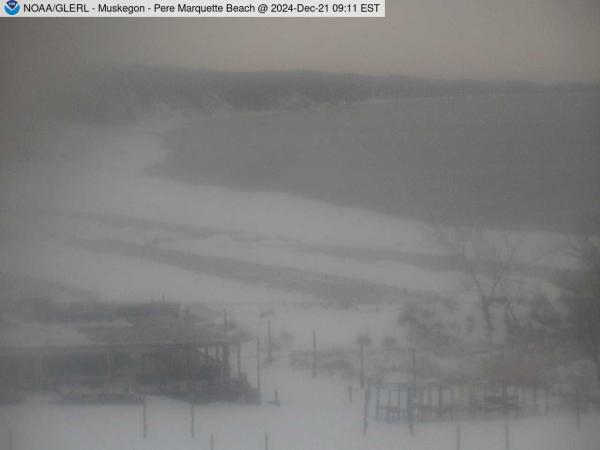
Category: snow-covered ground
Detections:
[{"x1": 1, "y1": 365, "x2": 598, "y2": 450}]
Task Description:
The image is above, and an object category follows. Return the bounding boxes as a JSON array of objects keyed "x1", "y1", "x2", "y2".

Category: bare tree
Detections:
[
  {"x1": 559, "y1": 217, "x2": 600, "y2": 383},
  {"x1": 428, "y1": 225, "x2": 522, "y2": 343}
]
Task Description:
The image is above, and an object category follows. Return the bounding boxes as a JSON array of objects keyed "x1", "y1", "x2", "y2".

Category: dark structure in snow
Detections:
[
  {"x1": 0, "y1": 300, "x2": 253, "y2": 404},
  {"x1": 367, "y1": 380, "x2": 544, "y2": 425}
]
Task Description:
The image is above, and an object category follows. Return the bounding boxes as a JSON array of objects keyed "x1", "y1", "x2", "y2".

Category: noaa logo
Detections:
[{"x1": 4, "y1": 0, "x2": 20, "y2": 15}]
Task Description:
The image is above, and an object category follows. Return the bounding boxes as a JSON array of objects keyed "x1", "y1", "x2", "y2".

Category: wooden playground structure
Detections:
[{"x1": 367, "y1": 380, "x2": 546, "y2": 424}]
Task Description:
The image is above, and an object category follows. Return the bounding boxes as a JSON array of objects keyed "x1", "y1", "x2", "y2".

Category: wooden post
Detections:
[
  {"x1": 8, "y1": 430, "x2": 13, "y2": 450},
  {"x1": 545, "y1": 383, "x2": 549, "y2": 414},
  {"x1": 266, "y1": 319, "x2": 273, "y2": 365},
  {"x1": 257, "y1": 337, "x2": 261, "y2": 401},
  {"x1": 438, "y1": 385, "x2": 443, "y2": 418},
  {"x1": 223, "y1": 309, "x2": 228, "y2": 338},
  {"x1": 505, "y1": 422, "x2": 510, "y2": 450},
  {"x1": 274, "y1": 389, "x2": 279, "y2": 406},
  {"x1": 411, "y1": 348, "x2": 417, "y2": 424},
  {"x1": 375, "y1": 386, "x2": 381, "y2": 419},
  {"x1": 264, "y1": 432, "x2": 269, "y2": 450},
  {"x1": 359, "y1": 343, "x2": 365, "y2": 388},
  {"x1": 142, "y1": 396, "x2": 147, "y2": 439},
  {"x1": 363, "y1": 385, "x2": 370, "y2": 436},
  {"x1": 456, "y1": 424, "x2": 461, "y2": 450},
  {"x1": 575, "y1": 388, "x2": 581, "y2": 431},
  {"x1": 348, "y1": 385, "x2": 353, "y2": 403},
  {"x1": 312, "y1": 330, "x2": 317, "y2": 378},
  {"x1": 408, "y1": 386, "x2": 414, "y2": 435},
  {"x1": 190, "y1": 402, "x2": 195, "y2": 438},
  {"x1": 210, "y1": 433, "x2": 214, "y2": 450}
]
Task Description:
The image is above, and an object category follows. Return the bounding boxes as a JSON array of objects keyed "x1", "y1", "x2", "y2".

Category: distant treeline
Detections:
[{"x1": 53, "y1": 67, "x2": 600, "y2": 123}]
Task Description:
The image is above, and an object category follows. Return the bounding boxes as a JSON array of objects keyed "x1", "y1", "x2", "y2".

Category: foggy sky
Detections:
[{"x1": 2, "y1": 0, "x2": 600, "y2": 113}]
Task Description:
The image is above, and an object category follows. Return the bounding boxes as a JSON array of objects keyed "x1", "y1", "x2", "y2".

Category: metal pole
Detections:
[
  {"x1": 363, "y1": 385, "x2": 370, "y2": 436},
  {"x1": 359, "y1": 343, "x2": 365, "y2": 388},
  {"x1": 408, "y1": 386, "x2": 414, "y2": 436},
  {"x1": 410, "y1": 348, "x2": 418, "y2": 432},
  {"x1": 257, "y1": 337, "x2": 261, "y2": 401}
]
